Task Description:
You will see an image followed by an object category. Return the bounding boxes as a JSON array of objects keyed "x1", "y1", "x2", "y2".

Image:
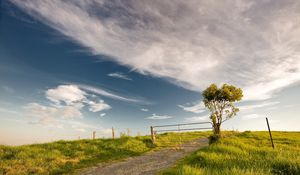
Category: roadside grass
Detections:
[
  {"x1": 0, "y1": 131, "x2": 210, "y2": 175},
  {"x1": 160, "y1": 131, "x2": 300, "y2": 175}
]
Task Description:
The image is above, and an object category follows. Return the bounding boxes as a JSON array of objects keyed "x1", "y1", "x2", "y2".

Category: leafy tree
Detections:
[{"x1": 202, "y1": 84, "x2": 243, "y2": 137}]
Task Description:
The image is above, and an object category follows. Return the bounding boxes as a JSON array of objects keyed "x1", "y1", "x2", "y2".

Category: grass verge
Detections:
[
  {"x1": 160, "y1": 131, "x2": 300, "y2": 175},
  {"x1": 0, "y1": 131, "x2": 210, "y2": 174}
]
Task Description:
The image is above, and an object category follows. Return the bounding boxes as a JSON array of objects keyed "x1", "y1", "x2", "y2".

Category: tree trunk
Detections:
[{"x1": 213, "y1": 123, "x2": 221, "y2": 135}]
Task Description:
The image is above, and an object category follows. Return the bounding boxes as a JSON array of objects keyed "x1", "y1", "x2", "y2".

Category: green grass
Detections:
[
  {"x1": 0, "y1": 131, "x2": 210, "y2": 175},
  {"x1": 161, "y1": 131, "x2": 300, "y2": 175}
]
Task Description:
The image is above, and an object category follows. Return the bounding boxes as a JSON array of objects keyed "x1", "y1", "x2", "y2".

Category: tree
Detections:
[{"x1": 202, "y1": 84, "x2": 243, "y2": 137}]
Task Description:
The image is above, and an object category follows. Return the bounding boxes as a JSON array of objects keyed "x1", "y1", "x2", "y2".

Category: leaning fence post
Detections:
[
  {"x1": 266, "y1": 117, "x2": 274, "y2": 148},
  {"x1": 150, "y1": 126, "x2": 156, "y2": 144},
  {"x1": 112, "y1": 127, "x2": 115, "y2": 139}
]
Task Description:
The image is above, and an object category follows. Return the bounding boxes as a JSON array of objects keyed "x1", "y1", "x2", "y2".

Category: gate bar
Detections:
[{"x1": 153, "y1": 122, "x2": 211, "y2": 128}]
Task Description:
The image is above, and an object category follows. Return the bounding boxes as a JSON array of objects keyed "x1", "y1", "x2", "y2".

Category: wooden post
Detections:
[
  {"x1": 112, "y1": 127, "x2": 115, "y2": 139},
  {"x1": 150, "y1": 126, "x2": 156, "y2": 144},
  {"x1": 92, "y1": 131, "x2": 96, "y2": 140},
  {"x1": 266, "y1": 117, "x2": 274, "y2": 148},
  {"x1": 127, "y1": 128, "x2": 130, "y2": 136}
]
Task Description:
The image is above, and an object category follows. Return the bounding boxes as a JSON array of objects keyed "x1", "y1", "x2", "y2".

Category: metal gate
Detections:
[{"x1": 150, "y1": 121, "x2": 212, "y2": 146}]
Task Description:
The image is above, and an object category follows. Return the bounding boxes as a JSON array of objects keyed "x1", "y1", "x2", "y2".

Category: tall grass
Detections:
[
  {"x1": 0, "y1": 132, "x2": 210, "y2": 174},
  {"x1": 161, "y1": 131, "x2": 300, "y2": 175}
]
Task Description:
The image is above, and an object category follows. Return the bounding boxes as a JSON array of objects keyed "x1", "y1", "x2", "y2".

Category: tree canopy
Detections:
[{"x1": 202, "y1": 84, "x2": 243, "y2": 136}]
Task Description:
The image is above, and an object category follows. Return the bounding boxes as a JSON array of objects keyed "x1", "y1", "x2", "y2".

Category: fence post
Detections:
[
  {"x1": 112, "y1": 127, "x2": 115, "y2": 139},
  {"x1": 127, "y1": 128, "x2": 131, "y2": 136},
  {"x1": 92, "y1": 131, "x2": 96, "y2": 140},
  {"x1": 150, "y1": 126, "x2": 156, "y2": 144},
  {"x1": 266, "y1": 117, "x2": 274, "y2": 148}
]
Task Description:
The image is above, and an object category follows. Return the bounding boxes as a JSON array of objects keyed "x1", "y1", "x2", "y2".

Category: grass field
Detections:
[
  {"x1": 161, "y1": 131, "x2": 300, "y2": 175},
  {"x1": 0, "y1": 131, "x2": 210, "y2": 175}
]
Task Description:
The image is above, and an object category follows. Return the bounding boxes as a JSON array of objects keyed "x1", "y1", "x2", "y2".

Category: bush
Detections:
[{"x1": 209, "y1": 134, "x2": 221, "y2": 144}]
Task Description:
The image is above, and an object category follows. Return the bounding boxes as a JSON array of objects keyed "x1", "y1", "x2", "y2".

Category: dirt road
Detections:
[{"x1": 78, "y1": 138, "x2": 208, "y2": 175}]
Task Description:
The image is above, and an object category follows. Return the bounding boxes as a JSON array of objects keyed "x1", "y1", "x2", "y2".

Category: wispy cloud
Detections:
[
  {"x1": 2, "y1": 86, "x2": 14, "y2": 93},
  {"x1": 178, "y1": 101, "x2": 206, "y2": 114},
  {"x1": 146, "y1": 114, "x2": 173, "y2": 120},
  {"x1": 65, "y1": 120, "x2": 109, "y2": 133},
  {"x1": 24, "y1": 102, "x2": 83, "y2": 121},
  {"x1": 108, "y1": 72, "x2": 132, "y2": 81},
  {"x1": 11, "y1": 0, "x2": 300, "y2": 100},
  {"x1": 75, "y1": 83, "x2": 147, "y2": 104},
  {"x1": 185, "y1": 115, "x2": 209, "y2": 122},
  {"x1": 242, "y1": 114, "x2": 262, "y2": 120},
  {"x1": 238, "y1": 101, "x2": 280, "y2": 111},
  {"x1": 0, "y1": 107, "x2": 20, "y2": 115},
  {"x1": 141, "y1": 108, "x2": 149, "y2": 112},
  {"x1": 100, "y1": 113, "x2": 106, "y2": 117}
]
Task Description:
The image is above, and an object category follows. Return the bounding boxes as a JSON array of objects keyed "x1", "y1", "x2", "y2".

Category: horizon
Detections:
[{"x1": 1, "y1": 0, "x2": 300, "y2": 146}]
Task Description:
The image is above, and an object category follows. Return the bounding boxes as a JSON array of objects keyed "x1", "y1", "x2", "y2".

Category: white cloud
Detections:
[
  {"x1": 141, "y1": 108, "x2": 149, "y2": 112},
  {"x1": 46, "y1": 85, "x2": 86, "y2": 105},
  {"x1": 146, "y1": 114, "x2": 173, "y2": 120},
  {"x1": 24, "y1": 84, "x2": 113, "y2": 127},
  {"x1": 45, "y1": 84, "x2": 111, "y2": 113},
  {"x1": 268, "y1": 119, "x2": 280, "y2": 124},
  {"x1": 24, "y1": 102, "x2": 83, "y2": 120},
  {"x1": 24, "y1": 103, "x2": 64, "y2": 128},
  {"x1": 108, "y1": 72, "x2": 132, "y2": 80},
  {"x1": 60, "y1": 106, "x2": 83, "y2": 119},
  {"x1": 69, "y1": 120, "x2": 97, "y2": 129},
  {"x1": 11, "y1": 0, "x2": 300, "y2": 100},
  {"x1": 76, "y1": 128, "x2": 86, "y2": 132},
  {"x1": 178, "y1": 101, "x2": 206, "y2": 114},
  {"x1": 24, "y1": 103, "x2": 59, "y2": 119},
  {"x1": 238, "y1": 101, "x2": 280, "y2": 111},
  {"x1": 242, "y1": 114, "x2": 261, "y2": 120},
  {"x1": 68, "y1": 120, "x2": 99, "y2": 132},
  {"x1": 100, "y1": 113, "x2": 106, "y2": 117},
  {"x1": 185, "y1": 115, "x2": 209, "y2": 122},
  {"x1": 88, "y1": 100, "x2": 111, "y2": 112}
]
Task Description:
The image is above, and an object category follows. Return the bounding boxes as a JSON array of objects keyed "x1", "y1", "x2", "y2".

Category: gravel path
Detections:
[{"x1": 78, "y1": 138, "x2": 208, "y2": 175}]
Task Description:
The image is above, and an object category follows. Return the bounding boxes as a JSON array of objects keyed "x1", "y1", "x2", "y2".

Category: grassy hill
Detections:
[
  {"x1": 0, "y1": 132, "x2": 210, "y2": 174},
  {"x1": 161, "y1": 131, "x2": 300, "y2": 175},
  {"x1": 2, "y1": 131, "x2": 299, "y2": 175}
]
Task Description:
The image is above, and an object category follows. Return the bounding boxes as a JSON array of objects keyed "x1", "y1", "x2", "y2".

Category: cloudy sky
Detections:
[{"x1": 1, "y1": 0, "x2": 300, "y2": 145}]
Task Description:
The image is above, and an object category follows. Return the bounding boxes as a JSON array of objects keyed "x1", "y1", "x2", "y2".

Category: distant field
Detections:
[
  {"x1": 161, "y1": 131, "x2": 300, "y2": 175},
  {"x1": 0, "y1": 132, "x2": 210, "y2": 174}
]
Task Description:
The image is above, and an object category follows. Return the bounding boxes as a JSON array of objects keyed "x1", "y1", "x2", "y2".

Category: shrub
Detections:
[{"x1": 209, "y1": 134, "x2": 221, "y2": 144}]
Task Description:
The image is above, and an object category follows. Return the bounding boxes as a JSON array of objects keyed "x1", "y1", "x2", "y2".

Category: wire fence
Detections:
[{"x1": 46, "y1": 122, "x2": 213, "y2": 143}]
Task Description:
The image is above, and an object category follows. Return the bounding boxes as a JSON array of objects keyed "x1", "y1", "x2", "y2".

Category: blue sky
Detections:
[{"x1": 1, "y1": 0, "x2": 300, "y2": 145}]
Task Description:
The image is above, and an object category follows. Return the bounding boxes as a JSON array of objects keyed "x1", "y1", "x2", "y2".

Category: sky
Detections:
[{"x1": 1, "y1": 0, "x2": 300, "y2": 145}]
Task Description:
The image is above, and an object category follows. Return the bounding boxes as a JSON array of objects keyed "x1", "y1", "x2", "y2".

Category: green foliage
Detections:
[
  {"x1": 202, "y1": 84, "x2": 243, "y2": 135},
  {"x1": 0, "y1": 132, "x2": 209, "y2": 174},
  {"x1": 161, "y1": 131, "x2": 300, "y2": 175},
  {"x1": 202, "y1": 84, "x2": 243, "y2": 102}
]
